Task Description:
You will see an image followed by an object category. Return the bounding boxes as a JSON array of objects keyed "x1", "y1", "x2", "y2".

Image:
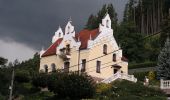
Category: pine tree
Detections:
[
  {"x1": 85, "y1": 14, "x2": 97, "y2": 29},
  {"x1": 156, "y1": 37, "x2": 170, "y2": 79}
]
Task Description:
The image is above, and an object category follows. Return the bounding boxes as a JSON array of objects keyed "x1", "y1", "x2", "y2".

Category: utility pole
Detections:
[
  {"x1": 9, "y1": 67, "x2": 14, "y2": 100},
  {"x1": 78, "y1": 49, "x2": 80, "y2": 75}
]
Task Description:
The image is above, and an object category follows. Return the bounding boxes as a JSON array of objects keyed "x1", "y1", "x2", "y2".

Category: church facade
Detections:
[{"x1": 39, "y1": 13, "x2": 128, "y2": 81}]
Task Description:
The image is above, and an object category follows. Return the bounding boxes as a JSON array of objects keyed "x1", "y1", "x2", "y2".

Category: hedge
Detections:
[
  {"x1": 133, "y1": 72, "x2": 149, "y2": 81},
  {"x1": 129, "y1": 62, "x2": 157, "y2": 69}
]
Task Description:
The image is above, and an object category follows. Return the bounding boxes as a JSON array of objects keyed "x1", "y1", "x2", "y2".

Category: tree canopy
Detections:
[{"x1": 0, "y1": 57, "x2": 7, "y2": 66}]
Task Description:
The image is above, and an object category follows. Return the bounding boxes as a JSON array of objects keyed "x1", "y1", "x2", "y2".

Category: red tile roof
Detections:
[
  {"x1": 41, "y1": 29, "x2": 99, "y2": 57},
  {"x1": 41, "y1": 28, "x2": 128, "y2": 61},
  {"x1": 76, "y1": 28, "x2": 99, "y2": 49},
  {"x1": 42, "y1": 38, "x2": 63, "y2": 57}
]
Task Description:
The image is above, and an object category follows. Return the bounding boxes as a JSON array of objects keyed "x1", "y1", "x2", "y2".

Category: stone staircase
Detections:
[{"x1": 101, "y1": 71, "x2": 137, "y2": 83}]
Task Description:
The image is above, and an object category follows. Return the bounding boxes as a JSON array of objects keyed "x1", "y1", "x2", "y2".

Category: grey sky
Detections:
[{"x1": 0, "y1": 0, "x2": 128, "y2": 62}]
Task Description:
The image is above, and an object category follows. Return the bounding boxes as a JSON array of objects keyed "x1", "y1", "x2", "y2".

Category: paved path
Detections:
[{"x1": 128, "y1": 67, "x2": 156, "y2": 74}]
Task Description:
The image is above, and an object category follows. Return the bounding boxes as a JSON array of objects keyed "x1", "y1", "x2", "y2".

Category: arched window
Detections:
[
  {"x1": 103, "y1": 44, "x2": 107, "y2": 54},
  {"x1": 44, "y1": 65, "x2": 48, "y2": 73},
  {"x1": 106, "y1": 20, "x2": 109, "y2": 28},
  {"x1": 113, "y1": 54, "x2": 116, "y2": 62},
  {"x1": 51, "y1": 63, "x2": 56, "y2": 72}
]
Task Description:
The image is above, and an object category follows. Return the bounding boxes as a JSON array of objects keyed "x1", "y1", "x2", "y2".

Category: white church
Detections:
[{"x1": 39, "y1": 12, "x2": 137, "y2": 83}]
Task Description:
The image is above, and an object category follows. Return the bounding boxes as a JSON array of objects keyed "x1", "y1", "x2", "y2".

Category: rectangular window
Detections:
[
  {"x1": 96, "y1": 61, "x2": 101, "y2": 73},
  {"x1": 81, "y1": 59, "x2": 86, "y2": 72}
]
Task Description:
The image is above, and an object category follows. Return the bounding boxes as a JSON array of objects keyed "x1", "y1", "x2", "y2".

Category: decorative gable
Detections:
[
  {"x1": 40, "y1": 13, "x2": 127, "y2": 62},
  {"x1": 56, "y1": 20, "x2": 80, "y2": 54},
  {"x1": 52, "y1": 26, "x2": 64, "y2": 43},
  {"x1": 65, "y1": 20, "x2": 75, "y2": 37},
  {"x1": 99, "y1": 13, "x2": 112, "y2": 33},
  {"x1": 102, "y1": 13, "x2": 111, "y2": 29}
]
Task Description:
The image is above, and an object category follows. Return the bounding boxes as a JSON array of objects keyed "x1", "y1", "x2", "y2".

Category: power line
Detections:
[
  {"x1": 87, "y1": 61, "x2": 123, "y2": 73},
  {"x1": 66, "y1": 34, "x2": 117, "y2": 54},
  {"x1": 45, "y1": 26, "x2": 170, "y2": 74},
  {"x1": 82, "y1": 28, "x2": 170, "y2": 73},
  {"x1": 144, "y1": 26, "x2": 170, "y2": 39},
  {"x1": 63, "y1": 26, "x2": 170, "y2": 55},
  {"x1": 65, "y1": 48, "x2": 121, "y2": 70},
  {"x1": 77, "y1": 60, "x2": 123, "y2": 73},
  {"x1": 60, "y1": 27, "x2": 170, "y2": 71}
]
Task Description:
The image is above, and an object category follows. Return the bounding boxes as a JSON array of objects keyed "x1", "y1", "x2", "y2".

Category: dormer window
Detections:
[
  {"x1": 103, "y1": 44, "x2": 107, "y2": 54},
  {"x1": 59, "y1": 33, "x2": 61, "y2": 37},
  {"x1": 106, "y1": 20, "x2": 109, "y2": 28}
]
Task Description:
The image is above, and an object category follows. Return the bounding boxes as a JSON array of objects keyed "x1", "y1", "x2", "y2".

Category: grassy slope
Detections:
[{"x1": 95, "y1": 80, "x2": 166, "y2": 100}]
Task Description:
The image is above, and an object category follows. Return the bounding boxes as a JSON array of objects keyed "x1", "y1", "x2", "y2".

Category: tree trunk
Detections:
[
  {"x1": 157, "y1": 0, "x2": 160, "y2": 31},
  {"x1": 146, "y1": 9, "x2": 149, "y2": 35},
  {"x1": 152, "y1": 0, "x2": 156, "y2": 33},
  {"x1": 141, "y1": 0, "x2": 144, "y2": 34}
]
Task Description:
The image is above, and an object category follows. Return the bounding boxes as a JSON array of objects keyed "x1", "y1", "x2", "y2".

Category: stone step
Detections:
[{"x1": 162, "y1": 89, "x2": 170, "y2": 94}]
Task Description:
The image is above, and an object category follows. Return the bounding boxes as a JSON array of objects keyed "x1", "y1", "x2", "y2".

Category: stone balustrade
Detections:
[{"x1": 160, "y1": 79, "x2": 170, "y2": 89}]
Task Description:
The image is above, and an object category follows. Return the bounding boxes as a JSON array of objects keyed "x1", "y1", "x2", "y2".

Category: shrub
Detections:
[
  {"x1": 32, "y1": 73, "x2": 48, "y2": 88},
  {"x1": 133, "y1": 72, "x2": 148, "y2": 81},
  {"x1": 96, "y1": 83, "x2": 112, "y2": 94},
  {"x1": 47, "y1": 72, "x2": 96, "y2": 99},
  {"x1": 148, "y1": 71, "x2": 156, "y2": 80},
  {"x1": 15, "y1": 70, "x2": 30, "y2": 83},
  {"x1": 129, "y1": 62, "x2": 157, "y2": 69}
]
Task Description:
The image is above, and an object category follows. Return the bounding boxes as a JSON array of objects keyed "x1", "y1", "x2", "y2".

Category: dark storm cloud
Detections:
[{"x1": 0, "y1": 0, "x2": 127, "y2": 50}]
